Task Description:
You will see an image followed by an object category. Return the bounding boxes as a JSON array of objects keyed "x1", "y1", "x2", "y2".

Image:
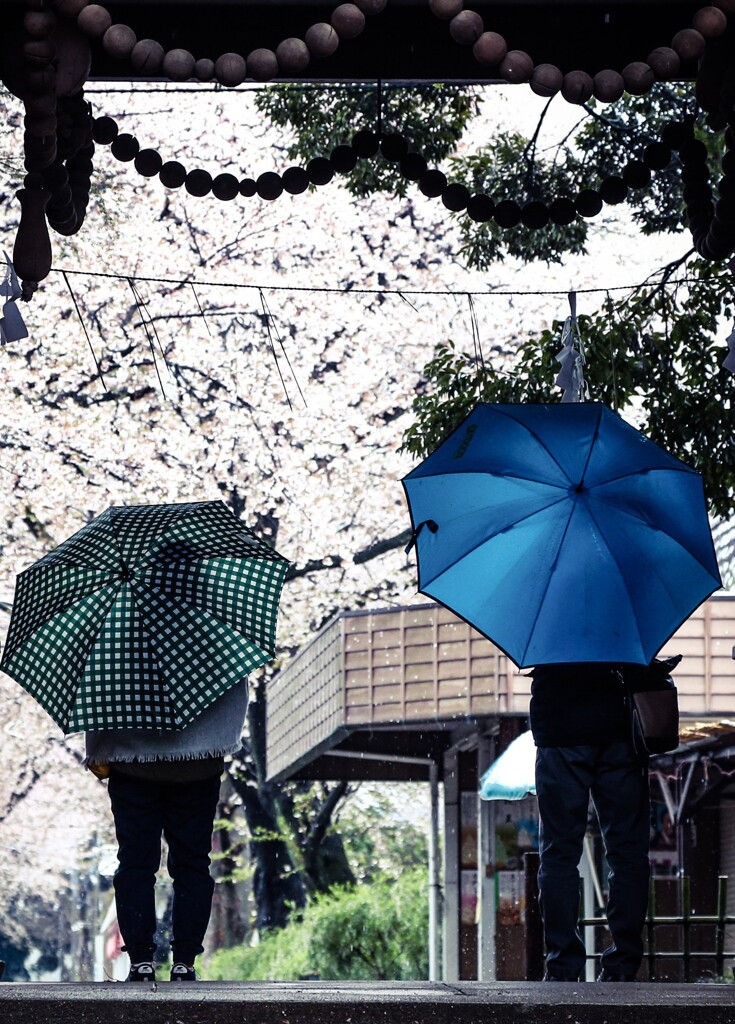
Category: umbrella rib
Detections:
[
  {"x1": 576, "y1": 404, "x2": 603, "y2": 487},
  {"x1": 519, "y1": 500, "x2": 579, "y2": 667},
  {"x1": 588, "y1": 488, "x2": 720, "y2": 580},
  {"x1": 489, "y1": 405, "x2": 602, "y2": 487},
  {"x1": 582, "y1": 499, "x2": 647, "y2": 660},
  {"x1": 584, "y1": 464, "x2": 696, "y2": 491},
  {"x1": 409, "y1": 467, "x2": 570, "y2": 491},
  {"x1": 416, "y1": 493, "x2": 570, "y2": 588}
]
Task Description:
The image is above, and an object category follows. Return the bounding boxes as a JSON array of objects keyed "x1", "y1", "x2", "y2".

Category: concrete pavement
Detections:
[{"x1": 0, "y1": 981, "x2": 734, "y2": 1024}]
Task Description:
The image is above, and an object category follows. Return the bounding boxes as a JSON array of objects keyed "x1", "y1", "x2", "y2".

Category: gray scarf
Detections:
[{"x1": 85, "y1": 678, "x2": 249, "y2": 764}]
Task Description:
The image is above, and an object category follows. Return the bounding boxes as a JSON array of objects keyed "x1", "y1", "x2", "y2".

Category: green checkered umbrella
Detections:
[{"x1": 0, "y1": 500, "x2": 290, "y2": 734}]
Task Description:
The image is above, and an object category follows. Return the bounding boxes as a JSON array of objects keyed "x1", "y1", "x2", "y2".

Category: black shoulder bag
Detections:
[{"x1": 619, "y1": 655, "x2": 682, "y2": 758}]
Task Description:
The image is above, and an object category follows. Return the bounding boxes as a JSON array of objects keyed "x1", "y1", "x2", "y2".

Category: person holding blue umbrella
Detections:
[{"x1": 404, "y1": 401, "x2": 720, "y2": 982}]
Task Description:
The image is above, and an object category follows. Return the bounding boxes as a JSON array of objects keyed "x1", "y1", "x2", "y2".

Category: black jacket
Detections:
[{"x1": 529, "y1": 663, "x2": 630, "y2": 747}]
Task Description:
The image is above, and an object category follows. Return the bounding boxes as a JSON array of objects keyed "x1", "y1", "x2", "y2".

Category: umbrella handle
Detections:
[{"x1": 404, "y1": 519, "x2": 439, "y2": 554}]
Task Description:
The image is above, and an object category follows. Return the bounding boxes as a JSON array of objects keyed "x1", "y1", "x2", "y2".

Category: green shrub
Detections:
[{"x1": 205, "y1": 868, "x2": 429, "y2": 981}]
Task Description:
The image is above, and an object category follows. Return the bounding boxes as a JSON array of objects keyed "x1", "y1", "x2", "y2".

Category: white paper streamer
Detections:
[
  {"x1": 554, "y1": 291, "x2": 587, "y2": 402},
  {"x1": 0, "y1": 252, "x2": 28, "y2": 343}
]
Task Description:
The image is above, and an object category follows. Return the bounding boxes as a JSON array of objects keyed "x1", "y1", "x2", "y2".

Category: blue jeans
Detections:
[
  {"x1": 108, "y1": 769, "x2": 221, "y2": 964},
  {"x1": 535, "y1": 742, "x2": 650, "y2": 980}
]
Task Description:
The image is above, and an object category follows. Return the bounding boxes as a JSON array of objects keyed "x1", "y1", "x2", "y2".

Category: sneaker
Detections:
[
  {"x1": 597, "y1": 969, "x2": 636, "y2": 982},
  {"x1": 543, "y1": 971, "x2": 579, "y2": 982},
  {"x1": 170, "y1": 963, "x2": 198, "y2": 982},
  {"x1": 126, "y1": 962, "x2": 156, "y2": 982}
]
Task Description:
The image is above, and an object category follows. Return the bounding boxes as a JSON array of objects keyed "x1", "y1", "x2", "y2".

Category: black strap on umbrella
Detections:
[{"x1": 404, "y1": 519, "x2": 439, "y2": 554}]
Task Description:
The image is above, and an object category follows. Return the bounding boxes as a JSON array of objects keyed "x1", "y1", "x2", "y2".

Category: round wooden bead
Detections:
[
  {"x1": 24, "y1": 111, "x2": 57, "y2": 136},
  {"x1": 212, "y1": 173, "x2": 240, "y2": 200},
  {"x1": 54, "y1": 0, "x2": 89, "y2": 16},
  {"x1": 429, "y1": 0, "x2": 463, "y2": 19},
  {"x1": 472, "y1": 31, "x2": 507, "y2": 66},
  {"x1": 247, "y1": 48, "x2": 278, "y2": 81},
  {"x1": 306, "y1": 157, "x2": 334, "y2": 185},
  {"x1": 449, "y1": 11, "x2": 484, "y2": 45},
  {"x1": 441, "y1": 183, "x2": 470, "y2": 211},
  {"x1": 256, "y1": 172, "x2": 284, "y2": 200},
  {"x1": 575, "y1": 189, "x2": 603, "y2": 217},
  {"x1": 353, "y1": 0, "x2": 387, "y2": 13},
  {"x1": 102, "y1": 24, "x2": 136, "y2": 59},
  {"x1": 24, "y1": 93, "x2": 57, "y2": 115},
  {"x1": 214, "y1": 52, "x2": 247, "y2": 86},
  {"x1": 162, "y1": 48, "x2": 196, "y2": 82},
  {"x1": 305, "y1": 24, "x2": 339, "y2": 58},
  {"x1": 600, "y1": 176, "x2": 628, "y2": 204},
  {"x1": 549, "y1": 197, "x2": 577, "y2": 225},
  {"x1": 399, "y1": 153, "x2": 427, "y2": 180},
  {"x1": 622, "y1": 61, "x2": 654, "y2": 95},
  {"x1": 419, "y1": 169, "x2": 448, "y2": 198},
  {"x1": 671, "y1": 28, "x2": 706, "y2": 61},
  {"x1": 76, "y1": 4, "x2": 110, "y2": 37},
  {"x1": 195, "y1": 58, "x2": 215, "y2": 81},
  {"x1": 110, "y1": 133, "x2": 139, "y2": 161},
  {"x1": 276, "y1": 38, "x2": 310, "y2": 73},
  {"x1": 692, "y1": 5, "x2": 728, "y2": 37},
  {"x1": 466, "y1": 194, "x2": 494, "y2": 222},
  {"x1": 239, "y1": 178, "x2": 257, "y2": 197},
  {"x1": 282, "y1": 167, "x2": 310, "y2": 194},
  {"x1": 185, "y1": 169, "x2": 213, "y2": 196},
  {"x1": 23, "y1": 39, "x2": 56, "y2": 67},
  {"x1": 159, "y1": 161, "x2": 187, "y2": 188},
  {"x1": 593, "y1": 69, "x2": 625, "y2": 102},
  {"x1": 493, "y1": 199, "x2": 522, "y2": 227},
  {"x1": 622, "y1": 160, "x2": 651, "y2": 189},
  {"x1": 331, "y1": 4, "x2": 366, "y2": 39},
  {"x1": 92, "y1": 115, "x2": 118, "y2": 144},
  {"x1": 131, "y1": 39, "x2": 165, "y2": 74},
  {"x1": 330, "y1": 145, "x2": 357, "y2": 172},
  {"x1": 562, "y1": 70, "x2": 593, "y2": 104},
  {"x1": 521, "y1": 201, "x2": 549, "y2": 228},
  {"x1": 24, "y1": 11, "x2": 56, "y2": 37},
  {"x1": 531, "y1": 63, "x2": 563, "y2": 96},
  {"x1": 134, "y1": 149, "x2": 163, "y2": 177},
  {"x1": 647, "y1": 46, "x2": 681, "y2": 79},
  {"x1": 499, "y1": 50, "x2": 534, "y2": 83}
]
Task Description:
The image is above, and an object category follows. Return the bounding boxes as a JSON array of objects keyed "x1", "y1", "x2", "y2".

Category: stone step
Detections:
[{"x1": 1, "y1": 981, "x2": 734, "y2": 1024}]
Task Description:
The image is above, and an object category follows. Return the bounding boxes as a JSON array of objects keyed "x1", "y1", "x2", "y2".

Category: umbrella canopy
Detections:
[
  {"x1": 0, "y1": 500, "x2": 290, "y2": 733},
  {"x1": 480, "y1": 731, "x2": 537, "y2": 800},
  {"x1": 403, "y1": 402, "x2": 721, "y2": 668}
]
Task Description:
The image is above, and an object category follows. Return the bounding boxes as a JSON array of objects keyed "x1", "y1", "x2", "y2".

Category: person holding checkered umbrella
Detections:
[{"x1": 1, "y1": 500, "x2": 289, "y2": 983}]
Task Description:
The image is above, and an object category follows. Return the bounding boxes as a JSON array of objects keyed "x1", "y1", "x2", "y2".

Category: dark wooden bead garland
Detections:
[
  {"x1": 93, "y1": 111, "x2": 682, "y2": 237},
  {"x1": 678, "y1": 119, "x2": 735, "y2": 259},
  {"x1": 49, "y1": 0, "x2": 384, "y2": 86},
  {"x1": 13, "y1": 0, "x2": 95, "y2": 291},
  {"x1": 432, "y1": 0, "x2": 734, "y2": 106}
]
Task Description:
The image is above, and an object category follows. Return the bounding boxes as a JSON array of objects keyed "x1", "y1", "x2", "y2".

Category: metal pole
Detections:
[
  {"x1": 428, "y1": 760, "x2": 442, "y2": 981},
  {"x1": 715, "y1": 876, "x2": 727, "y2": 979},
  {"x1": 646, "y1": 876, "x2": 657, "y2": 982},
  {"x1": 682, "y1": 875, "x2": 691, "y2": 983}
]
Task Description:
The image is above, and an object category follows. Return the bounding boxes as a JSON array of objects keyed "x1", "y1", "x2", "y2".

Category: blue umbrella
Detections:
[
  {"x1": 480, "y1": 731, "x2": 537, "y2": 800},
  {"x1": 402, "y1": 403, "x2": 721, "y2": 668}
]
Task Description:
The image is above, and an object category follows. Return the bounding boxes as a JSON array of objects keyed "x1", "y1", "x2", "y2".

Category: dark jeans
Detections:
[
  {"x1": 108, "y1": 768, "x2": 221, "y2": 965},
  {"x1": 536, "y1": 742, "x2": 650, "y2": 980}
]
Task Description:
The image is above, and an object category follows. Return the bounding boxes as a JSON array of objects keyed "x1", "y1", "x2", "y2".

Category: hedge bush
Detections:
[{"x1": 205, "y1": 868, "x2": 429, "y2": 981}]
